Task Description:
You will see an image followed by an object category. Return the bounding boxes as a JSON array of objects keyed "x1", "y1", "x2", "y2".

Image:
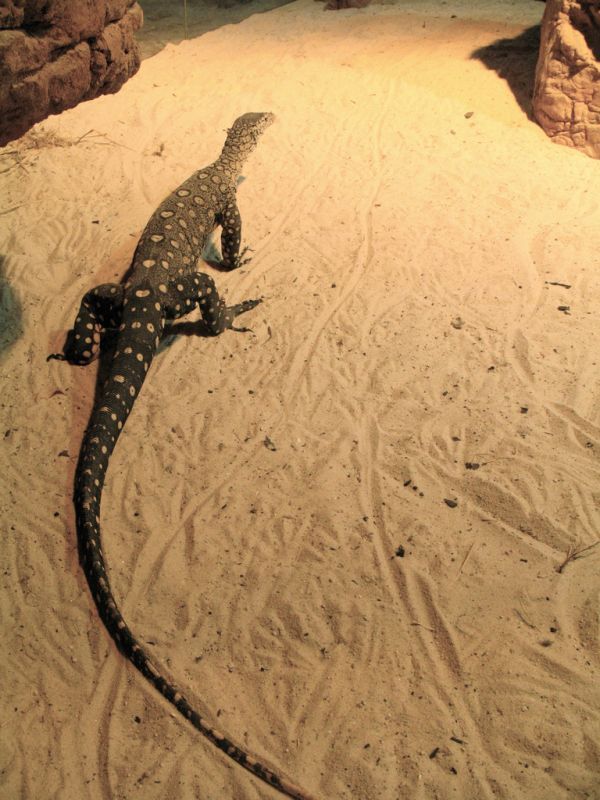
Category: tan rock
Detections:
[
  {"x1": 0, "y1": 0, "x2": 142, "y2": 146},
  {"x1": 0, "y1": 1, "x2": 25, "y2": 29},
  {"x1": 323, "y1": 0, "x2": 372, "y2": 8},
  {"x1": 533, "y1": 0, "x2": 600, "y2": 158}
]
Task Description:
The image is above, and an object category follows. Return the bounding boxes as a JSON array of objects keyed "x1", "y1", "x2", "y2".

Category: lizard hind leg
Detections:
[{"x1": 48, "y1": 283, "x2": 125, "y2": 365}]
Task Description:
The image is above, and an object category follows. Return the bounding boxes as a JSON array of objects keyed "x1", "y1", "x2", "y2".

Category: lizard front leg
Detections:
[
  {"x1": 48, "y1": 283, "x2": 124, "y2": 364},
  {"x1": 215, "y1": 195, "x2": 253, "y2": 271}
]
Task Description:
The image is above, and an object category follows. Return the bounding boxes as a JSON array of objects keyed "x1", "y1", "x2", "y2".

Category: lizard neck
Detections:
[{"x1": 216, "y1": 131, "x2": 260, "y2": 177}]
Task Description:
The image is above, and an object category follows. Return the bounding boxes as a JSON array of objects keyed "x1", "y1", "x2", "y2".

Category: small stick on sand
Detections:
[
  {"x1": 556, "y1": 541, "x2": 599, "y2": 574},
  {"x1": 456, "y1": 542, "x2": 475, "y2": 578},
  {"x1": 410, "y1": 622, "x2": 435, "y2": 633},
  {"x1": 514, "y1": 609, "x2": 537, "y2": 630}
]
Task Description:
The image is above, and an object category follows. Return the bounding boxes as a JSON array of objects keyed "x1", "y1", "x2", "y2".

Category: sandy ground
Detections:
[{"x1": 1, "y1": 1, "x2": 599, "y2": 799}]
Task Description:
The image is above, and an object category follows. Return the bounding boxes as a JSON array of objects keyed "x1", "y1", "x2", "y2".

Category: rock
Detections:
[
  {"x1": 0, "y1": 0, "x2": 143, "y2": 146},
  {"x1": 0, "y1": 2, "x2": 23, "y2": 28},
  {"x1": 317, "y1": 0, "x2": 372, "y2": 8},
  {"x1": 533, "y1": 0, "x2": 600, "y2": 158}
]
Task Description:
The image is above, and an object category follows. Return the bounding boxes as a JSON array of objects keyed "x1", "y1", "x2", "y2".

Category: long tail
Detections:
[{"x1": 74, "y1": 304, "x2": 316, "y2": 800}]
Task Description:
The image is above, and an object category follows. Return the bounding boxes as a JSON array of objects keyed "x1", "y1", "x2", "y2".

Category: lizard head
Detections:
[
  {"x1": 219, "y1": 112, "x2": 275, "y2": 170},
  {"x1": 230, "y1": 112, "x2": 276, "y2": 141}
]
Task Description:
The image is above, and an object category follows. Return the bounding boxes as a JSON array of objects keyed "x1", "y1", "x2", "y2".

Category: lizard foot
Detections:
[
  {"x1": 224, "y1": 297, "x2": 262, "y2": 332},
  {"x1": 230, "y1": 297, "x2": 262, "y2": 315},
  {"x1": 224, "y1": 246, "x2": 254, "y2": 271}
]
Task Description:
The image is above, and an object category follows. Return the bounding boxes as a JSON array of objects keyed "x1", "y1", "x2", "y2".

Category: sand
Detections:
[{"x1": 1, "y1": 1, "x2": 599, "y2": 798}]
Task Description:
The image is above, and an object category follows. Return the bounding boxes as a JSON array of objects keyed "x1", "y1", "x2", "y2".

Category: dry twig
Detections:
[
  {"x1": 456, "y1": 542, "x2": 475, "y2": 578},
  {"x1": 556, "y1": 541, "x2": 599, "y2": 574}
]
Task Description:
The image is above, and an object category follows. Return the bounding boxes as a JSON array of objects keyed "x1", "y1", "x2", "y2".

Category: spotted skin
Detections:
[{"x1": 48, "y1": 114, "x2": 317, "y2": 800}]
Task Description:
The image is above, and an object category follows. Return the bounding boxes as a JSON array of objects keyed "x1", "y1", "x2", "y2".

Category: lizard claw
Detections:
[
  {"x1": 225, "y1": 297, "x2": 261, "y2": 332},
  {"x1": 231, "y1": 246, "x2": 254, "y2": 270}
]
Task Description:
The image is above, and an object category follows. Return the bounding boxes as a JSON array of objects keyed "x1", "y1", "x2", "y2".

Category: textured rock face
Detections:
[
  {"x1": 0, "y1": 0, "x2": 143, "y2": 146},
  {"x1": 324, "y1": 0, "x2": 371, "y2": 8},
  {"x1": 533, "y1": 0, "x2": 600, "y2": 158}
]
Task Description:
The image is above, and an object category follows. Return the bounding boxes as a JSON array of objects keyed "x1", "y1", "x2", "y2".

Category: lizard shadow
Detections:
[
  {"x1": 0, "y1": 255, "x2": 24, "y2": 356},
  {"x1": 162, "y1": 319, "x2": 217, "y2": 338},
  {"x1": 470, "y1": 25, "x2": 541, "y2": 121},
  {"x1": 201, "y1": 239, "x2": 240, "y2": 273}
]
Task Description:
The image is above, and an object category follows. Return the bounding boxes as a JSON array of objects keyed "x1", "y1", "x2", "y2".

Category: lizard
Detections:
[{"x1": 48, "y1": 112, "x2": 317, "y2": 800}]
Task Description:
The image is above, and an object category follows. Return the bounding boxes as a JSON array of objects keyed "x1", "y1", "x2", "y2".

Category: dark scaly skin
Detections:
[{"x1": 49, "y1": 113, "x2": 317, "y2": 800}]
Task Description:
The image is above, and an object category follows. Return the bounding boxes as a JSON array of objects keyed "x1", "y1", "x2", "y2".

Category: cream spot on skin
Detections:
[
  {"x1": 150, "y1": 234, "x2": 164, "y2": 242},
  {"x1": 161, "y1": 260, "x2": 169, "y2": 269},
  {"x1": 147, "y1": 323, "x2": 155, "y2": 333},
  {"x1": 155, "y1": 302, "x2": 161, "y2": 311},
  {"x1": 178, "y1": 219, "x2": 187, "y2": 228},
  {"x1": 177, "y1": 284, "x2": 184, "y2": 291},
  {"x1": 143, "y1": 260, "x2": 155, "y2": 268},
  {"x1": 159, "y1": 284, "x2": 167, "y2": 293},
  {"x1": 124, "y1": 347, "x2": 133, "y2": 354},
  {"x1": 177, "y1": 189, "x2": 190, "y2": 196},
  {"x1": 132, "y1": 321, "x2": 141, "y2": 329},
  {"x1": 114, "y1": 375, "x2": 125, "y2": 383},
  {"x1": 170, "y1": 240, "x2": 180, "y2": 249},
  {"x1": 136, "y1": 353, "x2": 143, "y2": 361},
  {"x1": 165, "y1": 224, "x2": 173, "y2": 230},
  {"x1": 129, "y1": 386, "x2": 136, "y2": 396},
  {"x1": 176, "y1": 202, "x2": 184, "y2": 208},
  {"x1": 160, "y1": 210, "x2": 174, "y2": 218},
  {"x1": 136, "y1": 289, "x2": 150, "y2": 297}
]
